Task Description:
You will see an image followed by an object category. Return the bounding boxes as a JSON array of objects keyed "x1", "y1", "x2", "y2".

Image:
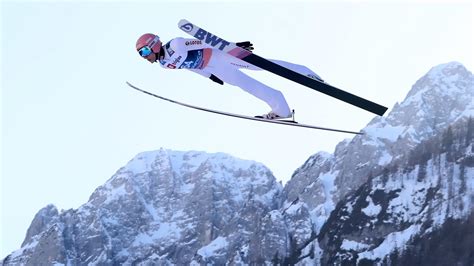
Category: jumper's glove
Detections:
[
  {"x1": 236, "y1": 41, "x2": 254, "y2": 52},
  {"x1": 210, "y1": 74, "x2": 224, "y2": 85}
]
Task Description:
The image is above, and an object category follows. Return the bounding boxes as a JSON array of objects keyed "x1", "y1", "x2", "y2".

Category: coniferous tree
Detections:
[
  {"x1": 442, "y1": 126, "x2": 454, "y2": 152},
  {"x1": 271, "y1": 251, "x2": 280, "y2": 266},
  {"x1": 389, "y1": 247, "x2": 399, "y2": 266},
  {"x1": 465, "y1": 116, "x2": 473, "y2": 146}
]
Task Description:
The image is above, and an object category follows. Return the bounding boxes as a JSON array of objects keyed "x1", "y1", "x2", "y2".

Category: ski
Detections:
[
  {"x1": 126, "y1": 82, "x2": 363, "y2": 135},
  {"x1": 178, "y1": 19, "x2": 388, "y2": 116}
]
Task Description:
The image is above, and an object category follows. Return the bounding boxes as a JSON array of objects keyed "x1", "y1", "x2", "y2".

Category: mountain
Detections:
[
  {"x1": 318, "y1": 117, "x2": 474, "y2": 265},
  {"x1": 284, "y1": 61, "x2": 473, "y2": 227},
  {"x1": 2, "y1": 62, "x2": 473, "y2": 265},
  {"x1": 282, "y1": 61, "x2": 474, "y2": 264},
  {"x1": 2, "y1": 150, "x2": 283, "y2": 265}
]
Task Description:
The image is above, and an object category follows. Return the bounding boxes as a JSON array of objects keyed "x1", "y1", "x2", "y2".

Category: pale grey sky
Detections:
[{"x1": 2, "y1": 0, "x2": 472, "y2": 258}]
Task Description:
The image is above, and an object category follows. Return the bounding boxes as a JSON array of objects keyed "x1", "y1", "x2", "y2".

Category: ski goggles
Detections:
[{"x1": 138, "y1": 46, "x2": 153, "y2": 57}]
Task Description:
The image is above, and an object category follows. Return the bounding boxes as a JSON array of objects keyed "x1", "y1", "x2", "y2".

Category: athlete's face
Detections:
[
  {"x1": 138, "y1": 45, "x2": 158, "y2": 63},
  {"x1": 144, "y1": 53, "x2": 157, "y2": 63}
]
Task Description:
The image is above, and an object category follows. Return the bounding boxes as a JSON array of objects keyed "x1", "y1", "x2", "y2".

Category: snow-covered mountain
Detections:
[
  {"x1": 284, "y1": 61, "x2": 473, "y2": 229},
  {"x1": 2, "y1": 62, "x2": 473, "y2": 265},
  {"x1": 2, "y1": 150, "x2": 283, "y2": 265},
  {"x1": 318, "y1": 117, "x2": 474, "y2": 264},
  {"x1": 284, "y1": 62, "x2": 474, "y2": 264}
]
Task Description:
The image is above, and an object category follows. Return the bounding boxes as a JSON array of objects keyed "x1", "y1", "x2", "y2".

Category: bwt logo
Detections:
[{"x1": 193, "y1": 29, "x2": 230, "y2": 51}]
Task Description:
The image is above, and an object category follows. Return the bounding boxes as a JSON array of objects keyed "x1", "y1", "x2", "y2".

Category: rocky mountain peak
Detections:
[
  {"x1": 366, "y1": 61, "x2": 473, "y2": 144},
  {"x1": 5, "y1": 149, "x2": 283, "y2": 265},
  {"x1": 21, "y1": 204, "x2": 59, "y2": 247},
  {"x1": 408, "y1": 61, "x2": 472, "y2": 98},
  {"x1": 284, "y1": 62, "x2": 473, "y2": 232}
]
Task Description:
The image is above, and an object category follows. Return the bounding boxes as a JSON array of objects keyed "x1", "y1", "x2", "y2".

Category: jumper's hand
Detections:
[{"x1": 236, "y1": 41, "x2": 254, "y2": 52}]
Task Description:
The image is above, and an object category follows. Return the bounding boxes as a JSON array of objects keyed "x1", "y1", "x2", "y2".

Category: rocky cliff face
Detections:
[
  {"x1": 318, "y1": 118, "x2": 474, "y2": 265},
  {"x1": 3, "y1": 62, "x2": 473, "y2": 265},
  {"x1": 3, "y1": 150, "x2": 284, "y2": 265},
  {"x1": 284, "y1": 62, "x2": 473, "y2": 229},
  {"x1": 280, "y1": 61, "x2": 474, "y2": 264}
]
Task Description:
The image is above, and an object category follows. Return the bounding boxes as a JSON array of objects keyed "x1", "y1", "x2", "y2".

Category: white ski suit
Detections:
[{"x1": 158, "y1": 37, "x2": 322, "y2": 117}]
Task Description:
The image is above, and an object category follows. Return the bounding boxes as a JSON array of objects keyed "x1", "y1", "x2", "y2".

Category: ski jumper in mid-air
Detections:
[{"x1": 135, "y1": 33, "x2": 324, "y2": 120}]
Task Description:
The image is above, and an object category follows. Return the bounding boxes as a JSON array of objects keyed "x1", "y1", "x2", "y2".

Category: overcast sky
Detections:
[{"x1": 1, "y1": 0, "x2": 472, "y2": 258}]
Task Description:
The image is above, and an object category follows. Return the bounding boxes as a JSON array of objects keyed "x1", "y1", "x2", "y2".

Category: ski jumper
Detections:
[{"x1": 158, "y1": 37, "x2": 321, "y2": 117}]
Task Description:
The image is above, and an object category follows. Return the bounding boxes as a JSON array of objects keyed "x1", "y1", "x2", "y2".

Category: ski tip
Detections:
[
  {"x1": 178, "y1": 19, "x2": 189, "y2": 25},
  {"x1": 126, "y1": 81, "x2": 140, "y2": 91}
]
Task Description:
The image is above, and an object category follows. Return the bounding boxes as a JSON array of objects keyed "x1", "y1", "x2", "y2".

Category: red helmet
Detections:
[{"x1": 136, "y1": 33, "x2": 162, "y2": 56}]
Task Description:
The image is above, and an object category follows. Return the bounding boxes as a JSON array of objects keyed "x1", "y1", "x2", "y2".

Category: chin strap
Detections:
[{"x1": 155, "y1": 47, "x2": 165, "y2": 62}]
